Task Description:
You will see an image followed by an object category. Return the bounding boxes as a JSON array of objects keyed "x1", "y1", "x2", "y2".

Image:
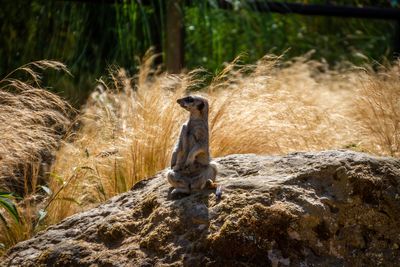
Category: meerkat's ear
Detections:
[{"x1": 198, "y1": 102, "x2": 205, "y2": 111}]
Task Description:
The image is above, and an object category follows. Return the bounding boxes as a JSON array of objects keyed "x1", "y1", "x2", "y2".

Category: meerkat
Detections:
[{"x1": 167, "y1": 95, "x2": 217, "y2": 195}]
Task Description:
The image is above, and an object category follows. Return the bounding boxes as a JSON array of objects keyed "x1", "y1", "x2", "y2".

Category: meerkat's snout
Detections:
[{"x1": 176, "y1": 98, "x2": 185, "y2": 106}]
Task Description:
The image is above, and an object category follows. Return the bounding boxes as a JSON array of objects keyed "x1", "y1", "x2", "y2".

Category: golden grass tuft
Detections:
[
  {"x1": 0, "y1": 61, "x2": 74, "y2": 194},
  {"x1": 0, "y1": 61, "x2": 74, "y2": 252},
  {"x1": 353, "y1": 63, "x2": 400, "y2": 157}
]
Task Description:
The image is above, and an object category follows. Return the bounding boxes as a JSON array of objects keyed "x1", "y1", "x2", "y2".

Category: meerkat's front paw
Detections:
[
  {"x1": 184, "y1": 159, "x2": 194, "y2": 168},
  {"x1": 172, "y1": 165, "x2": 182, "y2": 171}
]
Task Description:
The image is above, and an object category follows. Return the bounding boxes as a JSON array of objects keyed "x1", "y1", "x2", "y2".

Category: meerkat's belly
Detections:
[{"x1": 187, "y1": 131, "x2": 209, "y2": 164}]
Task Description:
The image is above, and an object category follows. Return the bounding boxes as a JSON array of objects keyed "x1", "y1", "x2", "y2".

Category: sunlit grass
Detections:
[
  {"x1": 0, "y1": 61, "x2": 74, "y2": 253},
  {"x1": 353, "y1": 63, "x2": 400, "y2": 157}
]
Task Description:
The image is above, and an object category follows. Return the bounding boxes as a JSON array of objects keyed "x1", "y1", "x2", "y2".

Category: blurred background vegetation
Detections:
[{"x1": 0, "y1": 0, "x2": 398, "y2": 105}]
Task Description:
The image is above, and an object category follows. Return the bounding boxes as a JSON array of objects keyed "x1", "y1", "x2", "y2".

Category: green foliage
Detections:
[
  {"x1": 0, "y1": 192, "x2": 20, "y2": 226},
  {"x1": 185, "y1": 0, "x2": 396, "y2": 70},
  {"x1": 40, "y1": 186, "x2": 52, "y2": 196},
  {"x1": 36, "y1": 209, "x2": 47, "y2": 227},
  {"x1": 0, "y1": 0, "x2": 397, "y2": 103}
]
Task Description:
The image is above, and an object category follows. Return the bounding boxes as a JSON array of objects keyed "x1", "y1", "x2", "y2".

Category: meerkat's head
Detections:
[{"x1": 177, "y1": 95, "x2": 209, "y2": 119}]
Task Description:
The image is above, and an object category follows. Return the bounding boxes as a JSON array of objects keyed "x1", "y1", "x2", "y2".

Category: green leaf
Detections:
[
  {"x1": 40, "y1": 185, "x2": 52, "y2": 196},
  {"x1": 0, "y1": 242, "x2": 5, "y2": 249},
  {"x1": 49, "y1": 173, "x2": 65, "y2": 185},
  {"x1": 37, "y1": 209, "x2": 47, "y2": 224},
  {"x1": 0, "y1": 194, "x2": 20, "y2": 224},
  {"x1": 0, "y1": 192, "x2": 14, "y2": 199}
]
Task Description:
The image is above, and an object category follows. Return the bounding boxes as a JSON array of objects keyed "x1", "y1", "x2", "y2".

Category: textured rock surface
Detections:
[{"x1": 2, "y1": 150, "x2": 400, "y2": 266}]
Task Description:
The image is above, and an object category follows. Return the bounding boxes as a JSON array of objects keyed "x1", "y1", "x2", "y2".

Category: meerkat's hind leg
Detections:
[
  {"x1": 167, "y1": 170, "x2": 185, "y2": 187},
  {"x1": 167, "y1": 170, "x2": 191, "y2": 195}
]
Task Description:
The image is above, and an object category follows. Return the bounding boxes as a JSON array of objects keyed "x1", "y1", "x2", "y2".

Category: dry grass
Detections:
[
  {"x1": 0, "y1": 61, "x2": 74, "y2": 252},
  {"x1": 1, "y1": 53, "x2": 399, "y2": 254},
  {"x1": 353, "y1": 63, "x2": 400, "y2": 157},
  {"x1": 0, "y1": 61, "x2": 74, "y2": 193}
]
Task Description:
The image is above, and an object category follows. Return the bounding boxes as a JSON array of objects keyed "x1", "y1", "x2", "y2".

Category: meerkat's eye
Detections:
[
  {"x1": 186, "y1": 96, "x2": 194, "y2": 103},
  {"x1": 198, "y1": 102, "x2": 205, "y2": 110}
]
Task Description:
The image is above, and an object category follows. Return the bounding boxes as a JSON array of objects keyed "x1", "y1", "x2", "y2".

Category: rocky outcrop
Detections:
[{"x1": 2, "y1": 150, "x2": 400, "y2": 266}]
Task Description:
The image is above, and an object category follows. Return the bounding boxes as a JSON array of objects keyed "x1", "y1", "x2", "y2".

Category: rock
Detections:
[{"x1": 2, "y1": 150, "x2": 400, "y2": 266}]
